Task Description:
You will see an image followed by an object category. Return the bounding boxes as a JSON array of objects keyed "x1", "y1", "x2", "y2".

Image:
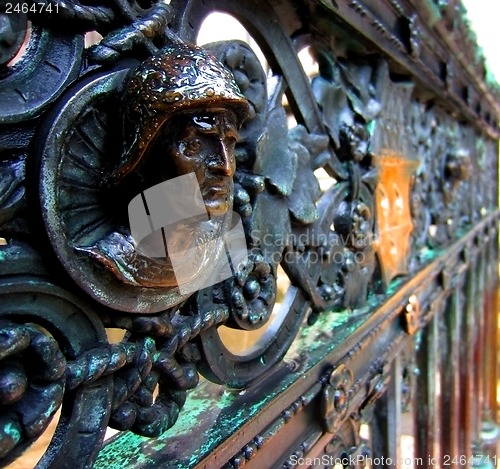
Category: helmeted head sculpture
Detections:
[
  {"x1": 80, "y1": 42, "x2": 250, "y2": 293},
  {"x1": 112, "y1": 42, "x2": 250, "y2": 185}
]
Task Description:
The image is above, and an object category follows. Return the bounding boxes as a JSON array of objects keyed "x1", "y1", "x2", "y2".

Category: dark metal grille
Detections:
[{"x1": 0, "y1": 0, "x2": 498, "y2": 467}]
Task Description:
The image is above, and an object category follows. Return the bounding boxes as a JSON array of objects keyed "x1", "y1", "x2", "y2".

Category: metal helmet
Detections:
[{"x1": 112, "y1": 42, "x2": 250, "y2": 182}]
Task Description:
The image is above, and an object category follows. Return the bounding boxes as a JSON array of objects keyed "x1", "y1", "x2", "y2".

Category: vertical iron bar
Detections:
[
  {"x1": 441, "y1": 283, "x2": 463, "y2": 463},
  {"x1": 415, "y1": 315, "x2": 442, "y2": 467},
  {"x1": 470, "y1": 240, "x2": 490, "y2": 467},
  {"x1": 372, "y1": 355, "x2": 401, "y2": 466},
  {"x1": 478, "y1": 228, "x2": 500, "y2": 456},
  {"x1": 461, "y1": 258, "x2": 476, "y2": 460}
]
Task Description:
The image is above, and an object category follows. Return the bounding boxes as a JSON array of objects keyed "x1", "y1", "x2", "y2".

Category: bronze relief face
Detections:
[
  {"x1": 94, "y1": 44, "x2": 250, "y2": 294},
  {"x1": 37, "y1": 42, "x2": 250, "y2": 312},
  {"x1": 169, "y1": 110, "x2": 238, "y2": 217},
  {"x1": 112, "y1": 42, "x2": 249, "y2": 184}
]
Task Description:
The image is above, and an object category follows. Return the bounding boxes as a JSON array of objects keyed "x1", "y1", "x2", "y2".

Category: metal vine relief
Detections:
[{"x1": 0, "y1": 0, "x2": 493, "y2": 467}]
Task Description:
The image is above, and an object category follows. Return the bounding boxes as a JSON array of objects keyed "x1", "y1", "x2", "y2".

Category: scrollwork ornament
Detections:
[
  {"x1": 87, "y1": 0, "x2": 175, "y2": 64},
  {"x1": 309, "y1": 52, "x2": 381, "y2": 307},
  {"x1": 101, "y1": 306, "x2": 228, "y2": 437},
  {"x1": 323, "y1": 418, "x2": 369, "y2": 465},
  {"x1": 0, "y1": 23, "x2": 83, "y2": 124},
  {"x1": 0, "y1": 243, "x2": 112, "y2": 467},
  {"x1": 0, "y1": 320, "x2": 66, "y2": 463},
  {"x1": 177, "y1": 39, "x2": 310, "y2": 388}
]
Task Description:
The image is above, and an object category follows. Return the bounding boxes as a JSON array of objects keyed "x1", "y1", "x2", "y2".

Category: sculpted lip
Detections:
[
  {"x1": 205, "y1": 185, "x2": 228, "y2": 193},
  {"x1": 202, "y1": 180, "x2": 231, "y2": 196}
]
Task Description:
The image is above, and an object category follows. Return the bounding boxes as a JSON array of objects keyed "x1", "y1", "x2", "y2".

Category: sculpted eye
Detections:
[
  {"x1": 184, "y1": 138, "x2": 202, "y2": 157},
  {"x1": 193, "y1": 115, "x2": 217, "y2": 130}
]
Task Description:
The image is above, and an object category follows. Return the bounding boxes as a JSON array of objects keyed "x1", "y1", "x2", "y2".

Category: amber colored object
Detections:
[{"x1": 374, "y1": 152, "x2": 419, "y2": 287}]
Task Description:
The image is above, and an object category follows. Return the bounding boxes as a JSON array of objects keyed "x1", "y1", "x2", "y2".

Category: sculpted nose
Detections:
[{"x1": 214, "y1": 139, "x2": 235, "y2": 177}]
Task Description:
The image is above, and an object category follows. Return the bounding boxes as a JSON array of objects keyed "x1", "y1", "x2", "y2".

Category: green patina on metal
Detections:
[
  {"x1": 98, "y1": 306, "x2": 367, "y2": 468},
  {"x1": 98, "y1": 289, "x2": 410, "y2": 467},
  {"x1": 95, "y1": 431, "x2": 151, "y2": 469},
  {"x1": 419, "y1": 247, "x2": 437, "y2": 263},
  {"x1": 3, "y1": 422, "x2": 21, "y2": 444},
  {"x1": 291, "y1": 310, "x2": 359, "y2": 354},
  {"x1": 96, "y1": 379, "x2": 296, "y2": 468},
  {"x1": 78, "y1": 213, "x2": 500, "y2": 468},
  {"x1": 97, "y1": 293, "x2": 391, "y2": 467},
  {"x1": 367, "y1": 120, "x2": 376, "y2": 137}
]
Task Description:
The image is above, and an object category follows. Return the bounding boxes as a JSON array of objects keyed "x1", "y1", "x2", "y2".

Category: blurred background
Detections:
[{"x1": 462, "y1": 0, "x2": 500, "y2": 83}]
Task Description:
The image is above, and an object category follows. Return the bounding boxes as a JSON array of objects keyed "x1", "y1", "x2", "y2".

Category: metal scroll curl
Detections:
[
  {"x1": 0, "y1": 243, "x2": 112, "y2": 468},
  {"x1": 0, "y1": 17, "x2": 83, "y2": 124},
  {"x1": 184, "y1": 37, "x2": 374, "y2": 388},
  {"x1": 165, "y1": 12, "x2": 383, "y2": 384},
  {"x1": 185, "y1": 40, "x2": 303, "y2": 388},
  {"x1": 181, "y1": 32, "x2": 383, "y2": 385}
]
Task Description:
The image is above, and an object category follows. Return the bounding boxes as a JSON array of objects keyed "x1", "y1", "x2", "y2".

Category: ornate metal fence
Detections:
[{"x1": 0, "y1": 0, "x2": 498, "y2": 467}]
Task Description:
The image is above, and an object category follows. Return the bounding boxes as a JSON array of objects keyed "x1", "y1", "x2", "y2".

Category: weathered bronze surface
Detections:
[{"x1": 0, "y1": 0, "x2": 499, "y2": 467}]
